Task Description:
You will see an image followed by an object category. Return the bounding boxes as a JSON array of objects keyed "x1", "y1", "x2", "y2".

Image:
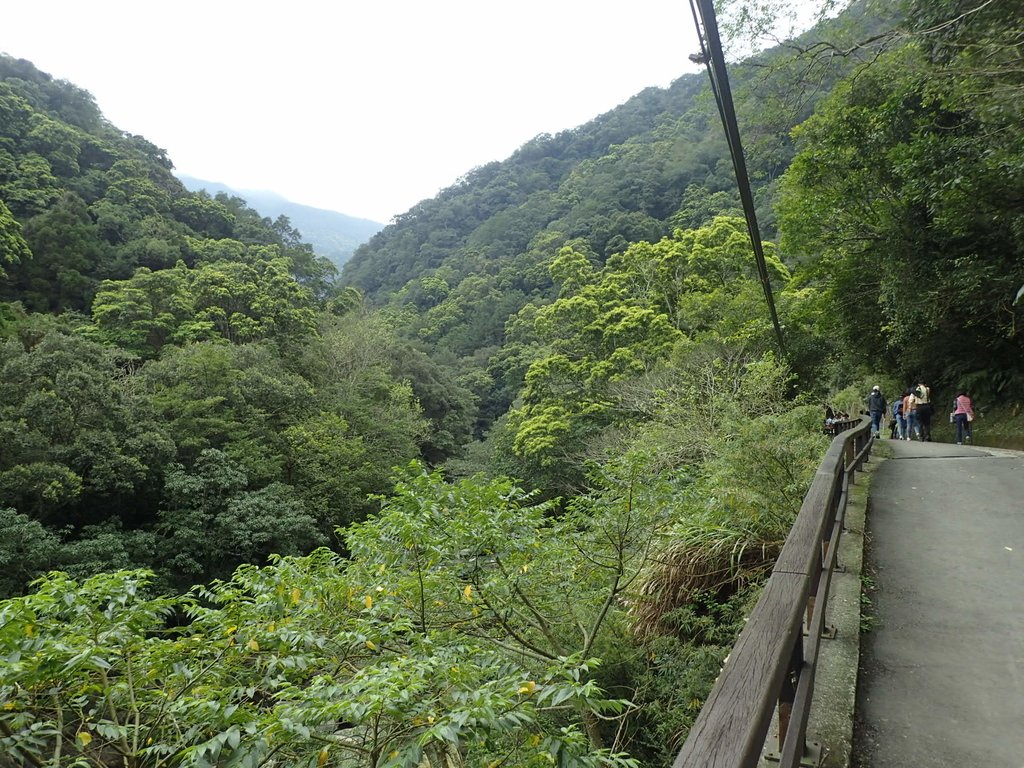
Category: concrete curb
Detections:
[{"x1": 803, "y1": 443, "x2": 885, "y2": 767}]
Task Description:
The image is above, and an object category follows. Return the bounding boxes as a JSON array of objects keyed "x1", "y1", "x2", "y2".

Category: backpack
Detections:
[{"x1": 892, "y1": 400, "x2": 902, "y2": 418}]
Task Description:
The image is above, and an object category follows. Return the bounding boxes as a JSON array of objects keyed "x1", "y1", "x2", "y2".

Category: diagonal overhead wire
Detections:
[{"x1": 688, "y1": 0, "x2": 787, "y2": 357}]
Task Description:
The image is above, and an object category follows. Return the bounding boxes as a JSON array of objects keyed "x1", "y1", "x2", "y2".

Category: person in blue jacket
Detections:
[{"x1": 890, "y1": 397, "x2": 903, "y2": 439}]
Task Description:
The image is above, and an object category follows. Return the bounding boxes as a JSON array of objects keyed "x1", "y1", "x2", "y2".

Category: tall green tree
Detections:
[
  {"x1": 779, "y1": 42, "x2": 1024, "y2": 397},
  {"x1": 139, "y1": 341, "x2": 312, "y2": 479},
  {"x1": 156, "y1": 449, "x2": 325, "y2": 586},
  {"x1": 0, "y1": 325, "x2": 170, "y2": 527},
  {"x1": 88, "y1": 263, "x2": 202, "y2": 357},
  {"x1": 503, "y1": 218, "x2": 794, "y2": 491},
  {"x1": 89, "y1": 252, "x2": 319, "y2": 355},
  {"x1": 0, "y1": 479, "x2": 641, "y2": 767},
  {"x1": 8, "y1": 192, "x2": 110, "y2": 311},
  {"x1": 0, "y1": 199, "x2": 31, "y2": 278}
]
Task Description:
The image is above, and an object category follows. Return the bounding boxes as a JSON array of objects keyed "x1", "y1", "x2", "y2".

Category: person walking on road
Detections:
[
  {"x1": 867, "y1": 385, "x2": 887, "y2": 439},
  {"x1": 902, "y1": 389, "x2": 918, "y2": 440},
  {"x1": 891, "y1": 396, "x2": 906, "y2": 440},
  {"x1": 915, "y1": 381, "x2": 933, "y2": 441},
  {"x1": 952, "y1": 390, "x2": 974, "y2": 445},
  {"x1": 889, "y1": 402, "x2": 901, "y2": 439}
]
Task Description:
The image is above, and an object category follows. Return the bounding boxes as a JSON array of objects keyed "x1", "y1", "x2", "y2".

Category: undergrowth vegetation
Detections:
[{"x1": 1, "y1": 353, "x2": 827, "y2": 767}]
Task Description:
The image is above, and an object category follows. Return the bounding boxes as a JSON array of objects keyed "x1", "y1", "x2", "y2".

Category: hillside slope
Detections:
[
  {"x1": 336, "y1": 16, "x2": 874, "y2": 430},
  {"x1": 0, "y1": 55, "x2": 335, "y2": 312},
  {"x1": 178, "y1": 175, "x2": 382, "y2": 268}
]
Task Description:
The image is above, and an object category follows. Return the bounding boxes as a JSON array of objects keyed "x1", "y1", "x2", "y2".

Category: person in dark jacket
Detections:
[
  {"x1": 915, "y1": 382, "x2": 933, "y2": 441},
  {"x1": 866, "y1": 385, "x2": 887, "y2": 438}
]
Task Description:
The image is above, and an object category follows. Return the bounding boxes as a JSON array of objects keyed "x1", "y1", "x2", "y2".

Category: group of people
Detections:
[
  {"x1": 886, "y1": 384, "x2": 935, "y2": 441},
  {"x1": 822, "y1": 406, "x2": 853, "y2": 436},
  {"x1": 865, "y1": 383, "x2": 976, "y2": 444}
]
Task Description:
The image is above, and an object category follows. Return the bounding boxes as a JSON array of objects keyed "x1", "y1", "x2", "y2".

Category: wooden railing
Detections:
[{"x1": 672, "y1": 416, "x2": 873, "y2": 767}]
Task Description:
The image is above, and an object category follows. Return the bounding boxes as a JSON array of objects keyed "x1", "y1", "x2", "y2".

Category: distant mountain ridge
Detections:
[{"x1": 177, "y1": 175, "x2": 383, "y2": 268}]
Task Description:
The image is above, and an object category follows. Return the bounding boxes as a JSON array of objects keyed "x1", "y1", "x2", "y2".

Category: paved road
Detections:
[{"x1": 855, "y1": 439, "x2": 1024, "y2": 767}]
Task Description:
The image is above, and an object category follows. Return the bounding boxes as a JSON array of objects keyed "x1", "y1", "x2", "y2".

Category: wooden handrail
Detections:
[{"x1": 673, "y1": 416, "x2": 873, "y2": 767}]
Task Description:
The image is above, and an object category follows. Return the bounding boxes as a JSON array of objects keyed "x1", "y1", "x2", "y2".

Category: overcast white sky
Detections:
[{"x1": 1, "y1": 1, "x2": 716, "y2": 223}]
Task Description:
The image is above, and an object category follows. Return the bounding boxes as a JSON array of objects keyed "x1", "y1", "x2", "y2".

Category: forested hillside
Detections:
[
  {"x1": 338, "y1": 2, "x2": 894, "y2": 445},
  {"x1": 340, "y1": 0, "x2": 1022, "y2": 460},
  {"x1": 1, "y1": 0, "x2": 1022, "y2": 765},
  {"x1": 0, "y1": 53, "x2": 469, "y2": 594}
]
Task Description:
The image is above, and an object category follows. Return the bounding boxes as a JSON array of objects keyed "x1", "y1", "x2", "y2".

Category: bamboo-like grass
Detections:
[{"x1": 629, "y1": 507, "x2": 790, "y2": 640}]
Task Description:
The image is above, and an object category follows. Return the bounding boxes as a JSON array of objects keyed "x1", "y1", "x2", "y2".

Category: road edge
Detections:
[{"x1": 804, "y1": 441, "x2": 886, "y2": 767}]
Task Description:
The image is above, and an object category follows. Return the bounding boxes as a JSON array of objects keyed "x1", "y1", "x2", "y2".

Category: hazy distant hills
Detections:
[{"x1": 177, "y1": 175, "x2": 383, "y2": 268}]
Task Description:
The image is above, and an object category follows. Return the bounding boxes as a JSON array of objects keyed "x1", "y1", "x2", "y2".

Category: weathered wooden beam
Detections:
[
  {"x1": 672, "y1": 417, "x2": 871, "y2": 767},
  {"x1": 672, "y1": 572, "x2": 807, "y2": 767}
]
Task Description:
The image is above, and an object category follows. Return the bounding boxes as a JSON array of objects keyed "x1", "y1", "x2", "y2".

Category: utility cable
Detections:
[{"x1": 688, "y1": 0, "x2": 787, "y2": 357}]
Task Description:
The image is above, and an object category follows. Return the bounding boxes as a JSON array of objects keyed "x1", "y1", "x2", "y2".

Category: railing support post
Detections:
[{"x1": 777, "y1": 632, "x2": 804, "y2": 754}]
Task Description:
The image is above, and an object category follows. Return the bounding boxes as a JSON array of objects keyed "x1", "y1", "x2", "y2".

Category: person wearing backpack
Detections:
[
  {"x1": 915, "y1": 382, "x2": 933, "y2": 441},
  {"x1": 891, "y1": 396, "x2": 905, "y2": 439},
  {"x1": 902, "y1": 389, "x2": 918, "y2": 440}
]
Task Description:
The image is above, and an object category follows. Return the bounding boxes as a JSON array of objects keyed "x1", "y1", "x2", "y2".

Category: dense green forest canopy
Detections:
[
  {"x1": 0, "y1": 53, "x2": 469, "y2": 595},
  {"x1": 1, "y1": 0, "x2": 1023, "y2": 764},
  {"x1": 341, "y1": 0, "x2": 1022, "y2": 415}
]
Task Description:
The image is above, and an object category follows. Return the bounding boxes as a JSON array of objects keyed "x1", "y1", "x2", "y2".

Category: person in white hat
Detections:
[{"x1": 866, "y1": 385, "x2": 887, "y2": 439}]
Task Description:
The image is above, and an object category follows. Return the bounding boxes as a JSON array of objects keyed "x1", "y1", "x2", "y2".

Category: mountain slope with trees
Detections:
[
  {"x1": 341, "y1": 0, "x2": 1021, "y2": 432},
  {"x1": 0, "y1": 36, "x2": 839, "y2": 767},
  {"x1": 0, "y1": 53, "x2": 467, "y2": 596},
  {"x1": 178, "y1": 174, "x2": 383, "y2": 268},
  {"x1": 337, "y1": 4, "x2": 894, "y2": 445}
]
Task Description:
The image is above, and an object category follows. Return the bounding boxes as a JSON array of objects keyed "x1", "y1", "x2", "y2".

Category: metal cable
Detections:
[{"x1": 689, "y1": 0, "x2": 787, "y2": 357}]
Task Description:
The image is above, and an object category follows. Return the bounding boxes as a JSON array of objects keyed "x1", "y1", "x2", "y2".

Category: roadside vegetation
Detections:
[{"x1": 1, "y1": 0, "x2": 1021, "y2": 764}]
